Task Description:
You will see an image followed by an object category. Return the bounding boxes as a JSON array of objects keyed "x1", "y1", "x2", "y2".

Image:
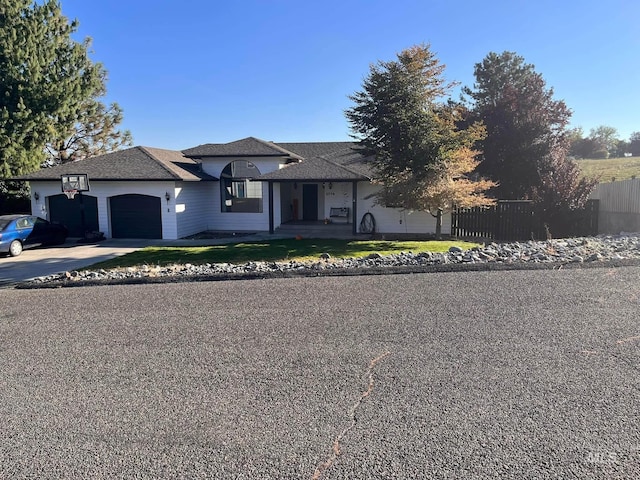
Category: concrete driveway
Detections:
[
  {"x1": 0, "y1": 238, "x2": 151, "y2": 285},
  {"x1": 0, "y1": 233, "x2": 281, "y2": 286}
]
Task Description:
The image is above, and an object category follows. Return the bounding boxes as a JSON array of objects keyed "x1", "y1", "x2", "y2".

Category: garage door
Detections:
[
  {"x1": 110, "y1": 194, "x2": 162, "y2": 239},
  {"x1": 48, "y1": 194, "x2": 99, "y2": 237}
]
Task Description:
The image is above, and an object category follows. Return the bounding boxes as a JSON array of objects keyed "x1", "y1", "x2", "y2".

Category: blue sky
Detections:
[{"x1": 60, "y1": 0, "x2": 639, "y2": 150}]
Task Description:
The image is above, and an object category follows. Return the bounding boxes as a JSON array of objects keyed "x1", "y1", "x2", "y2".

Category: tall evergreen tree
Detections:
[
  {"x1": 463, "y1": 51, "x2": 575, "y2": 199},
  {"x1": 346, "y1": 45, "x2": 495, "y2": 237},
  {"x1": 0, "y1": 0, "x2": 129, "y2": 176},
  {"x1": 464, "y1": 51, "x2": 597, "y2": 235}
]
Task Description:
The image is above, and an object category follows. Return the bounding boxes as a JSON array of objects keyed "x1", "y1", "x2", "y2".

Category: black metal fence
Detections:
[{"x1": 451, "y1": 200, "x2": 600, "y2": 241}]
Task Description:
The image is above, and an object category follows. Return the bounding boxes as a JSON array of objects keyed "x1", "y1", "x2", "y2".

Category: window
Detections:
[
  {"x1": 16, "y1": 217, "x2": 33, "y2": 229},
  {"x1": 221, "y1": 160, "x2": 263, "y2": 213}
]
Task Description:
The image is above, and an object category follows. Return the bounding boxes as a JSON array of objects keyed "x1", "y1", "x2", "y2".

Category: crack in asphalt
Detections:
[{"x1": 311, "y1": 351, "x2": 391, "y2": 480}]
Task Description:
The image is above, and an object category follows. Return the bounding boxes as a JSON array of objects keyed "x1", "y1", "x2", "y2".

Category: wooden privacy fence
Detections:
[
  {"x1": 451, "y1": 200, "x2": 599, "y2": 241},
  {"x1": 590, "y1": 178, "x2": 640, "y2": 234},
  {"x1": 591, "y1": 178, "x2": 640, "y2": 213}
]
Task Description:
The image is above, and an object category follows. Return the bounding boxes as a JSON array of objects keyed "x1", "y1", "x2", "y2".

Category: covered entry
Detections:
[
  {"x1": 110, "y1": 194, "x2": 162, "y2": 239},
  {"x1": 48, "y1": 193, "x2": 99, "y2": 237}
]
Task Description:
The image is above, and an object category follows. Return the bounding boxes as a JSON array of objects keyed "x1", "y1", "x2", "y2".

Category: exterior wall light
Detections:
[
  {"x1": 165, "y1": 192, "x2": 171, "y2": 202},
  {"x1": 34, "y1": 192, "x2": 40, "y2": 201}
]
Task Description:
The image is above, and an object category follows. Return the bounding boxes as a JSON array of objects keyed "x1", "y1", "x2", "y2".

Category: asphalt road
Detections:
[{"x1": 1, "y1": 268, "x2": 639, "y2": 479}]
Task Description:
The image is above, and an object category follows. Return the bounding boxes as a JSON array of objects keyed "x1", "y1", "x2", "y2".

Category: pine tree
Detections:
[
  {"x1": 45, "y1": 94, "x2": 133, "y2": 165},
  {"x1": 0, "y1": 0, "x2": 130, "y2": 176}
]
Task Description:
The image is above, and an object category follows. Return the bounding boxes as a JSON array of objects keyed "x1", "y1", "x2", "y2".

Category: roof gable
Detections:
[{"x1": 183, "y1": 137, "x2": 302, "y2": 159}]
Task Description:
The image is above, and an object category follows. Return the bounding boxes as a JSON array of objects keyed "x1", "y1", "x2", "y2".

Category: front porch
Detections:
[
  {"x1": 275, "y1": 220, "x2": 357, "y2": 239},
  {"x1": 268, "y1": 180, "x2": 360, "y2": 236}
]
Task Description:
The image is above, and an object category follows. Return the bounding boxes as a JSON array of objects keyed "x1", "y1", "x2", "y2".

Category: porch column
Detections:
[
  {"x1": 352, "y1": 181, "x2": 358, "y2": 235},
  {"x1": 268, "y1": 181, "x2": 274, "y2": 234}
]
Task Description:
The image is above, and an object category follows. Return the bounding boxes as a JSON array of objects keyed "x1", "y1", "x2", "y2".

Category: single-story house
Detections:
[{"x1": 15, "y1": 137, "x2": 451, "y2": 239}]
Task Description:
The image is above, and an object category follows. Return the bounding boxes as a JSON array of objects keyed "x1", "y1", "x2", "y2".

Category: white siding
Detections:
[
  {"x1": 26, "y1": 161, "x2": 452, "y2": 239},
  {"x1": 29, "y1": 180, "x2": 179, "y2": 239},
  {"x1": 210, "y1": 183, "x2": 269, "y2": 231},
  {"x1": 29, "y1": 181, "x2": 59, "y2": 218},
  {"x1": 356, "y1": 182, "x2": 451, "y2": 234},
  {"x1": 323, "y1": 182, "x2": 351, "y2": 222},
  {"x1": 175, "y1": 182, "x2": 217, "y2": 238},
  {"x1": 203, "y1": 157, "x2": 284, "y2": 232},
  {"x1": 97, "y1": 182, "x2": 177, "y2": 239}
]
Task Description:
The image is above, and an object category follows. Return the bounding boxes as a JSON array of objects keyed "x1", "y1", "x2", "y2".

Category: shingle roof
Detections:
[
  {"x1": 182, "y1": 137, "x2": 303, "y2": 160},
  {"x1": 275, "y1": 141, "x2": 357, "y2": 159},
  {"x1": 14, "y1": 147, "x2": 218, "y2": 182},
  {"x1": 256, "y1": 155, "x2": 369, "y2": 181},
  {"x1": 182, "y1": 138, "x2": 374, "y2": 181},
  {"x1": 275, "y1": 142, "x2": 374, "y2": 178},
  {"x1": 14, "y1": 138, "x2": 374, "y2": 183}
]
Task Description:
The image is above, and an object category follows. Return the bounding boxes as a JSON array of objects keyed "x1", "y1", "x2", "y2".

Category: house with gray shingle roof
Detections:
[{"x1": 15, "y1": 137, "x2": 449, "y2": 239}]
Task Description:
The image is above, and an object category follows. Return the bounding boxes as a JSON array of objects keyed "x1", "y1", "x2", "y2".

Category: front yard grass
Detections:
[{"x1": 89, "y1": 238, "x2": 479, "y2": 269}]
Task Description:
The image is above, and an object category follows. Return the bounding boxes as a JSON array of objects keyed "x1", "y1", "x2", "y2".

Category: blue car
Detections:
[{"x1": 0, "y1": 215, "x2": 68, "y2": 257}]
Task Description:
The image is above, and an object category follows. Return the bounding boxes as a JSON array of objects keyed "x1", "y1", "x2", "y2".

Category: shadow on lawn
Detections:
[{"x1": 89, "y1": 239, "x2": 434, "y2": 269}]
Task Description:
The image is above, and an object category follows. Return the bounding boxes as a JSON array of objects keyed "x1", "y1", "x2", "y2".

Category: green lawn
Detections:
[
  {"x1": 89, "y1": 238, "x2": 479, "y2": 269},
  {"x1": 576, "y1": 156, "x2": 640, "y2": 182}
]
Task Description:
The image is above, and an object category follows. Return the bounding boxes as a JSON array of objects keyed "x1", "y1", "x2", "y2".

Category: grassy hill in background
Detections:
[{"x1": 576, "y1": 157, "x2": 640, "y2": 182}]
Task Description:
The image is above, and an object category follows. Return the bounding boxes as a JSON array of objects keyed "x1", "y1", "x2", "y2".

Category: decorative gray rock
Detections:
[
  {"x1": 586, "y1": 253, "x2": 603, "y2": 262},
  {"x1": 27, "y1": 233, "x2": 640, "y2": 286}
]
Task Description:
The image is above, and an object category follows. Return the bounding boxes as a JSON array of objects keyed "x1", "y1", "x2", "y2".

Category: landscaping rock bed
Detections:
[{"x1": 23, "y1": 233, "x2": 640, "y2": 288}]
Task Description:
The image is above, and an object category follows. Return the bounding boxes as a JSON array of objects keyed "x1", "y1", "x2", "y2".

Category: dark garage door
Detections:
[
  {"x1": 49, "y1": 194, "x2": 99, "y2": 237},
  {"x1": 110, "y1": 194, "x2": 162, "y2": 239}
]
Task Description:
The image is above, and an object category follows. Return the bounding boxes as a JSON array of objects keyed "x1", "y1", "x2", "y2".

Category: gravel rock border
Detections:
[{"x1": 17, "y1": 234, "x2": 640, "y2": 289}]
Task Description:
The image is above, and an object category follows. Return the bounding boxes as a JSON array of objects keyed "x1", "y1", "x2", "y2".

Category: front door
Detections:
[{"x1": 302, "y1": 184, "x2": 318, "y2": 221}]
